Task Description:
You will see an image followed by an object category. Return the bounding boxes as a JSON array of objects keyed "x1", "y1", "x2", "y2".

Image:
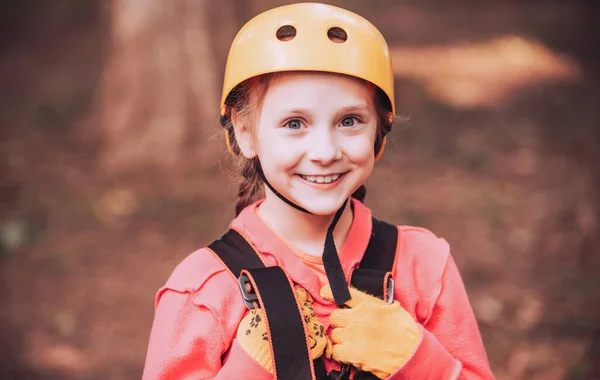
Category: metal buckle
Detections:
[
  {"x1": 386, "y1": 277, "x2": 395, "y2": 304},
  {"x1": 328, "y1": 363, "x2": 351, "y2": 380},
  {"x1": 237, "y1": 274, "x2": 258, "y2": 309}
]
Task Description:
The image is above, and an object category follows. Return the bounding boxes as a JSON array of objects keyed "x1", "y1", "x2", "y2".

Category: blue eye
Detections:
[
  {"x1": 286, "y1": 119, "x2": 303, "y2": 130},
  {"x1": 341, "y1": 116, "x2": 356, "y2": 127}
]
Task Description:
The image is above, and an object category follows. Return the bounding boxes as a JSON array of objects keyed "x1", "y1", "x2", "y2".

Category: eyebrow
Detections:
[
  {"x1": 281, "y1": 104, "x2": 371, "y2": 115},
  {"x1": 338, "y1": 104, "x2": 371, "y2": 113}
]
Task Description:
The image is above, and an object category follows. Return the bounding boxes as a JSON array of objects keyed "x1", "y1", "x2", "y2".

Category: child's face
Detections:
[{"x1": 254, "y1": 72, "x2": 378, "y2": 215}]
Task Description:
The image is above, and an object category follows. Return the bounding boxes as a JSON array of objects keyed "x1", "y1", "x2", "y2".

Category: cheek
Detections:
[
  {"x1": 346, "y1": 132, "x2": 377, "y2": 166},
  {"x1": 255, "y1": 128, "x2": 302, "y2": 171},
  {"x1": 357, "y1": 152, "x2": 375, "y2": 179}
]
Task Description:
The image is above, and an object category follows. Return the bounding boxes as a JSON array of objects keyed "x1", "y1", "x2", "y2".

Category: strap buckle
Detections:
[
  {"x1": 237, "y1": 274, "x2": 258, "y2": 309},
  {"x1": 328, "y1": 363, "x2": 351, "y2": 380},
  {"x1": 386, "y1": 276, "x2": 395, "y2": 304}
]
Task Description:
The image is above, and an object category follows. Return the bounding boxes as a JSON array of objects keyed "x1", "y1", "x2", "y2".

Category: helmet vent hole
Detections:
[
  {"x1": 327, "y1": 27, "x2": 347, "y2": 43},
  {"x1": 276, "y1": 25, "x2": 296, "y2": 41}
]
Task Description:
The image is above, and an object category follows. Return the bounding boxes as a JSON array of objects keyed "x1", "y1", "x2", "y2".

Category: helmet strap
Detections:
[
  {"x1": 255, "y1": 159, "x2": 351, "y2": 305},
  {"x1": 255, "y1": 159, "x2": 309, "y2": 214},
  {"x1": 322, "y1": 198, "x2": 352, "y2": 305}
]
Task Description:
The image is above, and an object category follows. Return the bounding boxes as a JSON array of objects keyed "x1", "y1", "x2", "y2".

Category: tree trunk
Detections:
[{"x1": 100, "y1": 0, "x2": 231, "y2": 172}]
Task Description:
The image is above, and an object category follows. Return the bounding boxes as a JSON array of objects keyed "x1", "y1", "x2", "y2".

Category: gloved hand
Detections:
[
  {"x1": 320, "y1": 285, "x2": 421, "y2": 379},
  {"x1": 236, "y1": 287, "x2": 328, "y2": 374}
]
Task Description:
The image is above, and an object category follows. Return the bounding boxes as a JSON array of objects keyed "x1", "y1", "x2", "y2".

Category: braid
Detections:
[
  {"x1": 226, "y1": 114, "x2": 264, "y2": 216},
  {"x1": 235, "y1": 158, "x2": 263, "y2": 216},
  {"x1": 224, "y1": 77, "x2": 274, "y2": 216}
]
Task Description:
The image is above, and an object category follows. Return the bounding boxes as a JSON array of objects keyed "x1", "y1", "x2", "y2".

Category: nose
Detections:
[{"x1": 306, "y1": 128, "x2": 342, "y2": 165}]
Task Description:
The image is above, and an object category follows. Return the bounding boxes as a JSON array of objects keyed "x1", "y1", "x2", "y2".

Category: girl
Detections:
[{"x1": 142, "y1": 3, "x2": 494, "y2": 379}]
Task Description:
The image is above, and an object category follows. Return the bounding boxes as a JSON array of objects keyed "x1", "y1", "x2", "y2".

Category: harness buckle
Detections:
[
  {"x1": 328, "y1": 363, "x2": 351, "y2": 380},
  {"x1": 237, "y1": 274, "x2": 258, "y2": 309},
  {"x1": 386, "y1": 276, "x2": 395, "y2": 304}
]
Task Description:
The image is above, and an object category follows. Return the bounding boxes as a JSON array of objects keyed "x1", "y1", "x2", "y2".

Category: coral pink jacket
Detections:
[{"x1": 142, "y1": 200, "x2": 494, "y2": 379}]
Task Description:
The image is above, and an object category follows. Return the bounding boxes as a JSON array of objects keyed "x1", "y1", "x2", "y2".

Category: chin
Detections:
[{"x1": 295, "y1": 196, "x2": 350, "y2": 216}]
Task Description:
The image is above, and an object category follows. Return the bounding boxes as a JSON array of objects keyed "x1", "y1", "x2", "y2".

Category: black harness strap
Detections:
[
  {"x1": 243, "y1": 267, "x2": 315, "y2": 380},
  {"x1": 208, "y1": 229, "x2": 265, "y2": 278},
  {"x1": 346, "y1": 218, "x2": 399, "y2": 380},
  {"x1": 361, "y1": 218, "x2": 399, "y2": 270},
  {"x1": 321, "y1": 199, "x2": 352, "y2": 306},
  {"x1": 353, "y1": 371, "x2": 381, "y2": 380},
  {"x1": 208, "y1": 230, "x2": 316, "y2": 380},
  {"x1": 350, "y1": 217, "x2": 398, "y2": 300}
]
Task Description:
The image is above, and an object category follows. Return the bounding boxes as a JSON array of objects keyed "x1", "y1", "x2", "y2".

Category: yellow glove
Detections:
[
  {"x1": 320, "y1": 285, "x2": 421, "y2": 379},
  {"x1": 236, "y1": 287, "x2": 328, "y2": 374}
]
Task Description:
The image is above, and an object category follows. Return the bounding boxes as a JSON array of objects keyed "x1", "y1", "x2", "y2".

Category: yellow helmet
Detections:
[{"x1": 220, "y1": 3, "x2": 394, "y2": 157}]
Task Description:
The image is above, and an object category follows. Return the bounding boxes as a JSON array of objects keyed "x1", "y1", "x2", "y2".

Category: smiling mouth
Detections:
[{"x1": 298, "y1": 172, "x2": 347, "y2": 184}]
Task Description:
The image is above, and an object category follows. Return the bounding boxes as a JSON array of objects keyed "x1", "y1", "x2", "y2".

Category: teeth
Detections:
[{"x1": 301, "y1": 174, "x2": 342, "y2": 184}]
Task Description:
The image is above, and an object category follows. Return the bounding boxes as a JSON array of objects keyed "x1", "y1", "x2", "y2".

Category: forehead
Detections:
[{"x1": 262, "y1": 72, "x2": 374, "y2": 111}]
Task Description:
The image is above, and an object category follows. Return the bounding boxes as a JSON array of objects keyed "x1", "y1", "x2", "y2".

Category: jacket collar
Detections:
[{"x1": 231, "y1": 198, "x2": 373, "y2": 304}]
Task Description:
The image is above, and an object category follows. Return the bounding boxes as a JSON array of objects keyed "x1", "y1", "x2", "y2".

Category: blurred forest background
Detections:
[{"x1": 1, "y1": 0, "x2": 599, "y2": 379}]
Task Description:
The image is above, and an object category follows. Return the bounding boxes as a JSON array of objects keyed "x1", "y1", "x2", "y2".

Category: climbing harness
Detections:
[{"x1": 207, "y1": 218, "x2": 399, "y2": 380}]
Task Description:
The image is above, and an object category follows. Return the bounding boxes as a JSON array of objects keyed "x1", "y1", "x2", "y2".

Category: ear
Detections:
[{"x1": 231, "y1": 109, "x2": 257, "y2": 159}]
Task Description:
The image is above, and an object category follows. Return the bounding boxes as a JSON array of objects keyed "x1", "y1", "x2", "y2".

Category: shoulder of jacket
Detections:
[
  {"x1": 161, "y1": 247, "x2": 232, "y2": 294},
  {"x1": 393, "y1": 225, "x2": 453, "y2": 319},
  {"x1": 394, "y1": 225, "x2": 452, "y2": 292},
  {"x1": 155, "y1": 247, "x2": 249, "y2": 338},
  {"x1": 397, "y1": 225, "x2": 451, "y2": 263}
]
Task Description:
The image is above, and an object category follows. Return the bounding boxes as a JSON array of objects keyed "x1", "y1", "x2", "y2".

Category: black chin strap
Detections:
[
  {"x1": 255, "y1": 159, "x2": 310, "y2": 214},
  {"x1": 255, "y1": 159, "x2": 351, "y2": 305},
  {"x1": 322, "y1": 199, "x2": 351, "y2": 305}
]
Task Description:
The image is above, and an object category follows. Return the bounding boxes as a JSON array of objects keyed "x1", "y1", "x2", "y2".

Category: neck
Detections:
[{"x1": 257, "y1": 190, "x2": 354, "y2": 257}]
